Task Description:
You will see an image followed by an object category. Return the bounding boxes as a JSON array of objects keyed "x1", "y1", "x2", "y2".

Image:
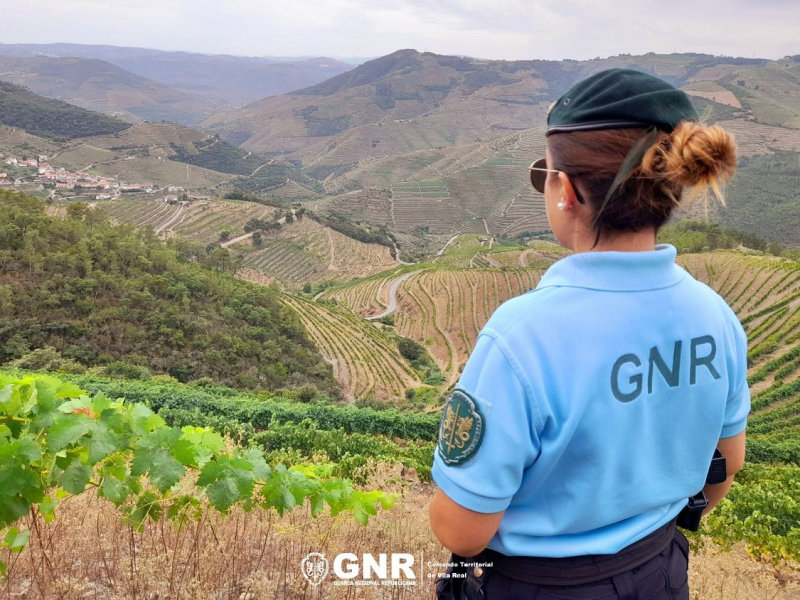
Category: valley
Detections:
[{"x1": 1, "y1": 41, "x2": 799, "y2": 596}]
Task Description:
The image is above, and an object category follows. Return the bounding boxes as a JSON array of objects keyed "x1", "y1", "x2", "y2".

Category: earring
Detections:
[{"x1": 557, "y1": 201, "x2": 564, "y2": 211}]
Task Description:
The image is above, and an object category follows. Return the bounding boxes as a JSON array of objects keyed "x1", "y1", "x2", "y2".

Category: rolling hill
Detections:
[
  {"x1": 202, "y1": 50, "x2": 800, "y2": 247},
  {"x1": 0, "y1": 190, "x2": 338, "y2": 395},
  {"x1": 0, "y1": 80, "x2": 130, "y2": 140},
  {"x1": 0, "y1": 55, "x2": 221, "y2": 125},
  {"x1": 0, "y1": 43, "x2": 353, "y2": 107}
]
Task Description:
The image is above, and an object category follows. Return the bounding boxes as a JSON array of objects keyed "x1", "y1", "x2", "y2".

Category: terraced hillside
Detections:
[
  {"x1": 97, "y1": 199, "x2": 398, "y2": 289},
  {"x1": 282, "y1": 294, "x2": 421, "y2": 400},
  {"x1": 99, "y1": 198, "x2": 278, "y2": 242},
  {"x1": 320, "y1": 254, "x2": 550, "y2": 385},
  {"x1": 233, "y1": 216, "x2": 399, "y2": 290},
  {"x1": 316, "y1": 249, "x2": 799, "y2": 417}
]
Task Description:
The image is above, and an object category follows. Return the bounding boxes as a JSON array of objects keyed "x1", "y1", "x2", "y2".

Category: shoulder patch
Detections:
[{"x1": 437, "y1": 389, "x2": 486, "y2": 466}]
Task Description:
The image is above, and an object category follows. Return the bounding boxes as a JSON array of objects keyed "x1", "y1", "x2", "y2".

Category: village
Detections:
[{"x1": 0, "y1": 152, "x2": 208, "y2": 203}]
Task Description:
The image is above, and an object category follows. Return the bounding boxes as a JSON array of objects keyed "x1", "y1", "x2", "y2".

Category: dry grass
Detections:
[{"x1": 2, "y1": 463, "x2": 798, "y2": 599}]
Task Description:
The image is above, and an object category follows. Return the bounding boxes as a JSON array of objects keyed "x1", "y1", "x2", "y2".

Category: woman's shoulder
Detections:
[{"x1": 483, "y1": 287, "x2": 564, "y2": 337}]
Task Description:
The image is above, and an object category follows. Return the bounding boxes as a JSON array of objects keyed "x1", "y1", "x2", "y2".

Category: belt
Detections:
[{"x1": 471, "y1": 518, "x2": 677, "y2": 586}]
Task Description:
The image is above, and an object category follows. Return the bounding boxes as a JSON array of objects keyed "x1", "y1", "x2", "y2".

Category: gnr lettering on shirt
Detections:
[{"x1": 610, "y1": 335, "x2": 722, "y2": 403}]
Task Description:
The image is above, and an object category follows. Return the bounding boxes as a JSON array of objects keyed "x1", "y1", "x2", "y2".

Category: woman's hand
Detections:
[{"x1": 429, "y1": 488, "x2": 505, "y2": 557}]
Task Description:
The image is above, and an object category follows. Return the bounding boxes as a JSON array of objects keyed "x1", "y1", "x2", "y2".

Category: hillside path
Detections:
[
  {"x1": 155, "y1": 205, "x2": 184, "y2": 235},
  {"x1": 436, "y1": 234, "x2": 460, "y2": 256},
  {"x1": 366, "y1": 270, "x2": 425, "y2": 321}
]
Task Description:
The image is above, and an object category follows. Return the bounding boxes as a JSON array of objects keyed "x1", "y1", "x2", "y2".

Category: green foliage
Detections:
[
  {"x1": 295, "y1": 106, "x2": 351, "y2": 136},
  {"x1": 168, "y1": 137, "x2": 266, "y2": 175},
  {"x1": 306, "y1": 211, "x2": 396, "y2": 248},
  {"x1": 8, "y1": 347, "x2": 85, "y2": 374},
  {"x1": 251, "y1": 418, "x2": 434, "y2": 484},
  {"x1": 233, "y1": 163, "x2": 324, "y2": 195},
  {"x1": 0, "y1": 80, "x2": 130, "y2": 140},
  {"x1": 0, "y1": 374, "x2": 396, "y2": 577},
  {"x1": 721, "y1": 151, "x2": 800, "y2": 246},
  {"x1": 698, "y1": 463, "x2": 800, "y2": 563},
  {"x1": 0, "y1": 191, "x2": 337, "y2": 395},
  {"x1": 396, "y1": 337, "x2": 443, "y2": 385},
  {"x1": 657, "y1": 220, "x2": 777, "y2": 254},
  {"x1": 52, "y1": 374, "x2": 441, "y2": 441}
]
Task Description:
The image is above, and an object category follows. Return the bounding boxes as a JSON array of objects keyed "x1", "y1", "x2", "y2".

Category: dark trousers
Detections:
[{"x1": 436, "y1": 529, "x2": 690, "y2": 600}]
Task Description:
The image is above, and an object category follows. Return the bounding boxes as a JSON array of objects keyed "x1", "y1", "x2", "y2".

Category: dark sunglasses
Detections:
[{"x1": 528, "y1": 158, "x2": 586, "y2": 204}]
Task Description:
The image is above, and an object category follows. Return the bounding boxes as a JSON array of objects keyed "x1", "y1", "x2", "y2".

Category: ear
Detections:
[{"x1": 557, "y1": 172, "x2": 580, "y2": 210}]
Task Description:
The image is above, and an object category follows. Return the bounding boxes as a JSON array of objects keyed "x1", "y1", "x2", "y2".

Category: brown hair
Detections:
[{"x1": 547, "y1": 121, "x2": 738, "y2": 248}]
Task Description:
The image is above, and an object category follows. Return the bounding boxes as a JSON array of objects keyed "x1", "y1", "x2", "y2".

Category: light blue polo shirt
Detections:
[{"x1": 431, "y1": 243, "x2": 750, "y2": 557}]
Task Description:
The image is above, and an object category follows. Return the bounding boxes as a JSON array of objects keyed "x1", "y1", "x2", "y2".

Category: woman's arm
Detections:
[
  {"x1": 702, "y1": 430, "x2": 746, "y2": 515},
  {"x1": 429, "y1": 488, "x2": 505, "y2": 557}
]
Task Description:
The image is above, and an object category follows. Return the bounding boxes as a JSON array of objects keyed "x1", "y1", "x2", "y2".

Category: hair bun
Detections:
[{"x1": 642, "y1": 121, "x2": 737, "y2": 196}]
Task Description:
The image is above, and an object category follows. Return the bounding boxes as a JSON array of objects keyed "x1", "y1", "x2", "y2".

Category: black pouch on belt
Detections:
[{"x1": 435, "y1": 553, "x2": 468, "y2": 600}]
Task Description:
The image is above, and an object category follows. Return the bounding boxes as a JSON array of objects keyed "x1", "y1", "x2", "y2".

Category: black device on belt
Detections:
[{"x1": 676, "y1": 449, "x2": 727, "y2": 531}]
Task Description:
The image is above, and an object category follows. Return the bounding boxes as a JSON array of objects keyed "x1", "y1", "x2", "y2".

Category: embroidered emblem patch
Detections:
[{"x1": 437, "y1": 389, "x2": 485, "y2": 466}]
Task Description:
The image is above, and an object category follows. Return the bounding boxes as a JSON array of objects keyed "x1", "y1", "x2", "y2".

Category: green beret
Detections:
[{"x1": 546, "y1": 68, "x2": 698, "y2": 136}]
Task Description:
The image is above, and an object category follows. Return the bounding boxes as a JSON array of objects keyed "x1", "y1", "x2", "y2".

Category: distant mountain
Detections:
[
  {"x1": 0, "y1": 55, "x2": 221, "y2": 125},
  {"x1": 0, "y1": 80, "x2": 130, "y2": 140},
  {"x1": 201, "y1": 49, "x2": 800, "y2": 246},
  {"x1": 202, "y1": 49, "x2": 799, "y2": 159},
  {"x1": 0, "y1": 43, "x2": 353, "y2": 107}
]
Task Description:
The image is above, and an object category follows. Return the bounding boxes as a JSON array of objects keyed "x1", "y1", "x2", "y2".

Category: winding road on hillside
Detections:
[{"x1": 365, "y1": 270, "x2": 425, "y2": 321}]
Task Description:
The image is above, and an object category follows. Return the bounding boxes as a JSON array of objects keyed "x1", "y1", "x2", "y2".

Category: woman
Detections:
[{"x1": 429, "y1": 68, "x2": 749, "y2": 600}]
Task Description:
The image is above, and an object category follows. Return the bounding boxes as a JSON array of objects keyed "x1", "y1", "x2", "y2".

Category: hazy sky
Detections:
[{"x1": 2, "y1": 0, "x2": 798, "y2": 61}]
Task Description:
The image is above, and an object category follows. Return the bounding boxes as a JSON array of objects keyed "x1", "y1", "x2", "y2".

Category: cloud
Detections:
[{"x1": 1, "y1": 0, "x2": 797, "y2": 60}]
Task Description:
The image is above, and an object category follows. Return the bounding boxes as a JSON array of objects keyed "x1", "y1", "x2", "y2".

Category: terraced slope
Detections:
[
  {"x1": 677, "y1": 252, "x2": 800, "y2": 463},
  {"x1": 99, "y1": 199, "x2": 278, "y2": 243},
  {"x1": 233, "y1": 217, "x2": 399, "y2": 290},
  {"x1": 282, "y1": 294, "x2": 421, "y2": 400}
]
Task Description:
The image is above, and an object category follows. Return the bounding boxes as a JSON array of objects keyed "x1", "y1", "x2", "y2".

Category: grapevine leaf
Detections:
[
  {"x1": 309, "y1": 493, "x2": 325, "y2": 517},
  {"x1": 59, "y1": 462, "x2": 92, "y2": 494},
  {"x1": 0, "y1": 440, "x2": 40, "y2": 500},
  {"x1": 380, "y1": 494, "x2": 396, "y2": 510},
  {"x1": 125, "y1": 491, "x2": 162, "y2": 532},
  {"x1": 55, "y1": 382, "x2": 85, "y2": 399},
  {"x1": 166, "y1": 495, "x2": 202, "y2": 524},
  {"x1": 131, "y1": 429, "x2": 190, "y2": 492},
  {"x1": 179, "y1": 427, "x2": 223, "y2": 468},
  {"x1": 198, "y1": 457, "x2": 255, "y2": 512},
  {"x1": 243, "y1": 448, "x2": 270, "y2": 480},
  {"x1": 99, "y1": 475, "x2": 129, "y2": 504},
  {"x1": 48, "y1": 414, "x2": 92, "y2": 453},
  {"x1": 0, "y1": 557, "x2": 6, "y2": 578},
  {"x1": 87, "y1": 420, "x2": 118, "y2": 464},
  {"x1": 353, "y1": 503, "x2": 368, "y2": 526},
  {"x1": 0, "y1": 497, "x2": 29, "y2": 529},
  {"x1": 57, "y1": 396, "x2": 92, "y2": 414},
  {"x1": 141, "y1": 449, "x2": 184, "y2": 493},
  {"x1": 260, "y1": 475, "x2": 296, "y2": 516},
  {"x1": 37, "y1": 495, "x2": 58, "y2": 524},
  {"x1": 4, "y1": 527, "x2": 29, "y2": 552}
]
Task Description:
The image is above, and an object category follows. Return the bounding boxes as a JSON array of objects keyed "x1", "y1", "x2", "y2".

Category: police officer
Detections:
[{"x1": 428, "y1": 69, "x2": 750, "y2": 600}]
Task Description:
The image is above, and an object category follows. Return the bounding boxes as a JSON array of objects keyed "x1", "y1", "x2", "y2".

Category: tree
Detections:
[
  {"x1": 252, "y1": 231, "x2": 262, "y2": 247},
  {"x1": 66, "y1": 203, "x2": 88, "y2": 221},
  {"x1": 219, "y1": 230, "x2": 231, "y2": 242}
]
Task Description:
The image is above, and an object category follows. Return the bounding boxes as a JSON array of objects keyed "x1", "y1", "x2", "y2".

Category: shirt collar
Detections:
[{"x1": 536, "y1": 243, "x2": 684, "y2": 292}]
